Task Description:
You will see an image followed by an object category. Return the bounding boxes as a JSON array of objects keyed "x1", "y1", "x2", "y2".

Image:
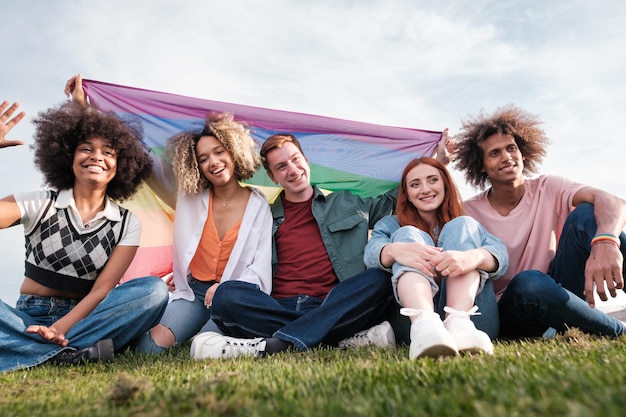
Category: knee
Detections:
[
  {"x1": 439, "y1": 216, "x2": 482, "y2": 249},
  {"x1": 142, "y1": 277, "x2": 170, "y2": 306},
  {"x1": 150, "y1": 324, "x2": 176, "y2": 348},
  {"x1": 507, "y1": 271, "x2": 547, "y2": 294},
  {"x1": 505, "y1": 271, "x2": 566, "y2": 304},
  {"x1": 212, "y1": 281, "x2": 254, "y2": 311},
  {"x1": 135, "y1": 324, "x2": 173, "y2": 353},
  {"x1": 446, "y1": 215, "x2": 478, "y2": 230},
  {"x1": 124, "y1": 276, "x2": 169, "y2": 307},
  {"x1": 566, "y1": 203, "x2": 595, "y2": 228},
  {"x1": 391, "y1": 225, "x2": 430, "y2": 244}
]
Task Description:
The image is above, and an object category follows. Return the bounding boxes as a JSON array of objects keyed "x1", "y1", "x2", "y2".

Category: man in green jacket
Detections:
[{"x1": 191, "y1": 133, "x2": 398, "y2": 358}]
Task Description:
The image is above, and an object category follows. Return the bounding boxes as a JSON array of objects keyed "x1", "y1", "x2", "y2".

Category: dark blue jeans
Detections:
[
  {"x1": 211, "y1": 268, "x2": 395, "y2": 351},
  {"x1": 499, "y1": 203, "x2": 626, "y2": 338}
]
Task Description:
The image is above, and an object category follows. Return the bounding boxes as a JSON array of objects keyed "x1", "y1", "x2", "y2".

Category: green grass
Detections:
[{"x1": 2, "y1": 331, "x2": 626, "y2": 417}]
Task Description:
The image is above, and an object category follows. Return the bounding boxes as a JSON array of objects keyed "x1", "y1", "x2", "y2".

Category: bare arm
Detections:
[
  {"x1": 0, "y1": 195, "x2": 21, "y2": 229},
  {"x1": 573, "y1": 186, "x2": 626, "y2": 307}
]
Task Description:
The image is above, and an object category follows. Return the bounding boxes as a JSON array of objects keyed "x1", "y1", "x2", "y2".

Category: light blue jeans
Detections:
[
  {"x1": 0, "y1": 276, "x2": 168, "y2": 373},
  {"x1": 499, "y1": 203, "x2": 626, "y2": 338},
  {"x1": 389, "y1": 216, "x2": 500, "y2": 339},
  {"x1": 134, "y1": 276, "x2": 220, "y2": 353}
]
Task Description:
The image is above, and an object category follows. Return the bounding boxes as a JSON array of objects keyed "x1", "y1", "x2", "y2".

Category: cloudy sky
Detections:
[{"x1": 2, "y1": 0, "x2": 625, "y2": 307}]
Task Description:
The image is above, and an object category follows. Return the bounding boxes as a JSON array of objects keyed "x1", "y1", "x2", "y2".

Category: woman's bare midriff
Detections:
[{"x1": 20, "y1": 277, "x2": 84, "y2": 299}]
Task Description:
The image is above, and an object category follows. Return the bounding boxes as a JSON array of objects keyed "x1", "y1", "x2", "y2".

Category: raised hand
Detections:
[
  {"x1": 0, "y1": 101, "x2": 26, "y2": 148},
  {"x1": 64, "y1": 74, "x2": 88, "y2": 108}
]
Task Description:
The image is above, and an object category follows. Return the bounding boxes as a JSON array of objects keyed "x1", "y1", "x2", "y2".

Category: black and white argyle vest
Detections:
[{"x1": 24, "y1": 191, "x2": 129, "y2": 296}]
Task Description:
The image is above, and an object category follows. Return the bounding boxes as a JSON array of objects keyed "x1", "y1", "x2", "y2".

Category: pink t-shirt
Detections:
[{"x1": 464, "y1": 175, "x2": 585, "y2": 300}]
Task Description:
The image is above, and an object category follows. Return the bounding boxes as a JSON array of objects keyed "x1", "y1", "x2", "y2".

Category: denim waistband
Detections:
[{"x1": 16, "y1": 294, "x2": 80, "y2": 310}]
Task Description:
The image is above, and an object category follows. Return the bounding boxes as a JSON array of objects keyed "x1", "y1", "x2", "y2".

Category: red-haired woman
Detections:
[{"x1": 364, "y1": 157, "x2": 508, "y2": 359}]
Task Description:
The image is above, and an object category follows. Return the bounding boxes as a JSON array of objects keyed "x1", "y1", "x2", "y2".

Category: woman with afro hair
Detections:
[{"x1": 0, "y1": 100, "x2": 169, "y2": 373}]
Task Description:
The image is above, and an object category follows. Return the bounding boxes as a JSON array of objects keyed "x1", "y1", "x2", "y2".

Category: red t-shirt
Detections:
[{"x1": 271, "y1": 196, "x2": 339, "y2": 299}]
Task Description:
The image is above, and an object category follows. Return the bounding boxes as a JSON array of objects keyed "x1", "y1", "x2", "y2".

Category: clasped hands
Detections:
[{"x1": 391, "y1": 242, "x2": 478, "y2": 279}]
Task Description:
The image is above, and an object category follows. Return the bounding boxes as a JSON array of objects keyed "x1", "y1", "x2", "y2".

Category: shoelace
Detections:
[
  {"x1": 339, "y1": 329, "x2": 370, "y2": 347},
  {"x1": 223, "y1": 338, "x2": 264, "y2": 356},
  {"x1": 443, "y1": 305, "x2": 481, "y2": 318}
]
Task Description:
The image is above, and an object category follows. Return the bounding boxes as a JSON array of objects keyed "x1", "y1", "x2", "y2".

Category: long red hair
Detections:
[{"x1": 396, "y1": 157, "x2": 464, "y2": 239}]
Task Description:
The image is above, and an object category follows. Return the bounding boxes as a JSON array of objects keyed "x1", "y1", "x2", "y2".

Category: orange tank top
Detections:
[{"x1": 189, "y1": 193, "x2": 242, "y2": 281}]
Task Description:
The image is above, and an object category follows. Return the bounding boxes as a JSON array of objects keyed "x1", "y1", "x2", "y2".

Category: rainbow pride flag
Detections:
[{"x1": 82, "y1": 79, "x2": 442, "y2": 280}]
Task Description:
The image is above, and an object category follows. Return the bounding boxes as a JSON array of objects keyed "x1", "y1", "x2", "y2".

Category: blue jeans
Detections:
[
  {"x1": 134, "y1": 276, "x2": 220, "y2": 353},
  {"x1": 388, "y1": 217, "x2": 501, "y2": 340},
  {"x1": 499, "y1": 203, "x2": 626, "y2": 338},
  {"x1": 211, "y1": 268, "x2": 395, "y2": 351},
  {"x1": 0, "y1": 276, "x2": 168, "y2": 373}
]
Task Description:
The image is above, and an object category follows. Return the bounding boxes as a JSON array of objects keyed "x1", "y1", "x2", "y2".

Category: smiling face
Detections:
[
  {"x1": 479, "y1": 133, "x2": 525, "y2": 186},
  {"x1": 405, "y1": 163, "x2": 445, "y2": 222},
  {"x1": 265, "y1": 141, "x2": 312, "y2": 202},
  {"x1": 195, "y1": 135, "x2": 237, "y2": 187},
  {"x1": 72, "y1": 136, "x2": 117, "y2": 188}
]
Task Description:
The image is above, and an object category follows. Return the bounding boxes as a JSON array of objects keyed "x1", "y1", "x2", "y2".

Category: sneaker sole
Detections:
[
  {"x1": 414, "y1": 344, "x2": 458, "y2": 359},
  {"x1": 452, "y1": 334, "x2": 494, "y2": 355},
  {"x1": 457, "y1": 345, "x2": 494, "y2": 355}
]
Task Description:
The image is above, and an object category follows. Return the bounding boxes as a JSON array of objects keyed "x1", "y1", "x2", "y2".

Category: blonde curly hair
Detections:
[{"x1": 166, "y1": 112, "x2": 260, "y2": 194}]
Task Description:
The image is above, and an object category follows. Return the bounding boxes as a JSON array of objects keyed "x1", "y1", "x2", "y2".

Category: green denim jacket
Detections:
[{"x1": 270, "y1": 185, "x2": 397, "y2": 282}]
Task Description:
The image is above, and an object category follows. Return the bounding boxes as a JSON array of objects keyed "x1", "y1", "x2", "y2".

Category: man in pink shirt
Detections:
[{"x1": 452, "y1": 104, "x2": 626, "y2": 338}]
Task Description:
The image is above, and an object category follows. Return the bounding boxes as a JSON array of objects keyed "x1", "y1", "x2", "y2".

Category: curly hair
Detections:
[
  {"x1": 397, "y1": 157, "x2": 464, "y2": 240},
  {"x1": 31, "y1": 102, "x2": 153, "y2": 201},
  {"x1": 167, "y1": 112, "x2": 260, "y2": 194},
  {"x1": 453, "y1": 104, "x2": 550, "y2": 190}
]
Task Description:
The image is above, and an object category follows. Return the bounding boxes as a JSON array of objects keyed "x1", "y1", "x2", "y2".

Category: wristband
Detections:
[{"x1": 590, "y1": 234, "x2": 621, "y2": 248}]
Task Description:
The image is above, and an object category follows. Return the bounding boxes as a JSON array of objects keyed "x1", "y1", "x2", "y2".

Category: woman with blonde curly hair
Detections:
[
  {"x1": 65, "y1": 75, "x2": 272, "y2": 354},
  {"x1": 131, "y1": 111, "x2": 273, "y2": 353}
]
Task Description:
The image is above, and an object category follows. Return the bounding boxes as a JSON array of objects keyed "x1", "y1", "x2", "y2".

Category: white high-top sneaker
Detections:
[
  {"x1": 400, "y1": 308, "x2": 458, "y2": 359},
  {"x1": 443, "y1": 306, "x2": 494, "y2": 355}
]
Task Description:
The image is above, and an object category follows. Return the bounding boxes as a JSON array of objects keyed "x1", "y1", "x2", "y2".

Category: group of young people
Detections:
[{"x1": 1, "y1": 75, "x2": 625, "y2": 372}]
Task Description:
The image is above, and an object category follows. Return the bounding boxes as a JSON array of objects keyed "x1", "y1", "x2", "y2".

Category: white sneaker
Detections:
[
  {"x1": 443, "y1": 306, "x2": 494, "y2": 355},
  {"x1": 401, "y1": 308, "x2": 458, "y2": 359},
  {"x1": 338, "y1": 321, "x2": 396, "y2": 349},
  {"x1": 190, "y1": 332, "x2": 267, "y2": 359}
]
